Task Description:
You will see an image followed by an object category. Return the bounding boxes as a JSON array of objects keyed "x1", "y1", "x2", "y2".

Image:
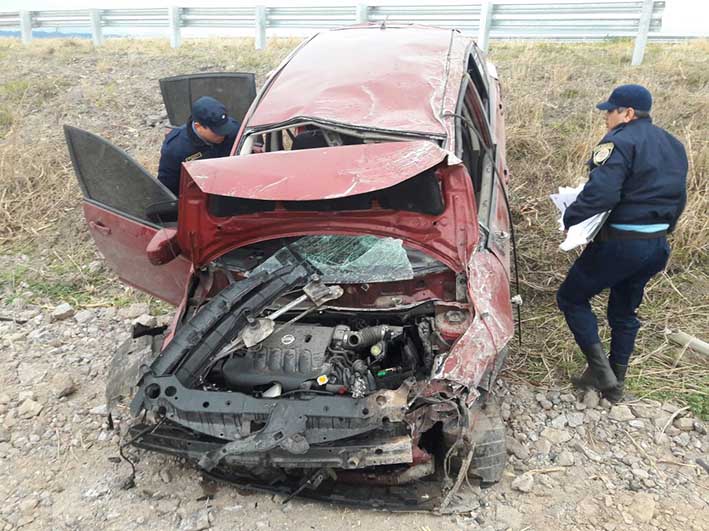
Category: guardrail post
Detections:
[
  {"x1": 255, "y1": 6, "x2": 267, "y2": 50},
  {"x1": 632, "y1": 0, "x2": 653, "y2": 65},
  {"x1": 90, "y1": 9, "x2": 103, "y2": 46},
  {"x1": 478, "y1": 1, "x2": 493, "y2": 53},
  {"x1": 20, "y1": 11, "x2": 32, "y2": 44},
  {"x1": 356, "y1": 4, "x2": 369, "y2": 24},
  {"x1": 168, "y1": 6, "x2": 181, "y2": 48}
]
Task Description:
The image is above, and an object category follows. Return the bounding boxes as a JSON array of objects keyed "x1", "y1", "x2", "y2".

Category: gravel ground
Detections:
[{"x1": 1, "y1": 294, "x2": 707, "y2": 531}]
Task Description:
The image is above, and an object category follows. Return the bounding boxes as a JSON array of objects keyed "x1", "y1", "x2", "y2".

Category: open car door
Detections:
[
  {"x1": 64, "y1": 125, "x2": 191, "y2": 305},
  {"x1": 159, "y1": 72, "x2": 257, "y2": 127}
]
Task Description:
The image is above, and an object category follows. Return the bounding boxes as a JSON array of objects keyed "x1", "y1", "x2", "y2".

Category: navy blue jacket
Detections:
[
  {"x1": 564, "y1": 117, "x2": 688, "y2": 232},
  {"x1": 157, "y1": 119, "x2": 239, "y2": 196}
]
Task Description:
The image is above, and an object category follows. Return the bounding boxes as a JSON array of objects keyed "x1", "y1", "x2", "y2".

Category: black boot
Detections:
[
  {"x1": 602, "y1": 363, "x2": 628, "y2": 403},
  {"x1": 570, "y1": 343, "x2": 618, "y2": 391}
]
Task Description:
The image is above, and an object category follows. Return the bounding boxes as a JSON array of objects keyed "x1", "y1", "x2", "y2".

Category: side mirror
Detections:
[
  {"x1": 147, "y1": 228, "x2": 181, "y2": 265},
  {"x1": 146, "y1": 200, "x2": 178, "y2": 223}
]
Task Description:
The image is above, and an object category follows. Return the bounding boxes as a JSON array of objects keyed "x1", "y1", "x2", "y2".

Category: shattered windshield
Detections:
[{"x1": 246, "y1": 235, "x2": 446, "y2": 283}]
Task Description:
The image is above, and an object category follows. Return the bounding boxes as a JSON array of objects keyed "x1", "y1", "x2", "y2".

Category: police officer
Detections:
[
  {"x1": 158, "y1": 96, "x2": 240, "y2": 196},
  {"x1": 556, "y1": 84, "x2": 688, "y2": 402}
]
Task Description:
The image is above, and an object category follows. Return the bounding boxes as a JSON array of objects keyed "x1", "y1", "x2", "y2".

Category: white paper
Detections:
[{"x1": 549, "y1": 185, "x2": 609, "y2": 251}]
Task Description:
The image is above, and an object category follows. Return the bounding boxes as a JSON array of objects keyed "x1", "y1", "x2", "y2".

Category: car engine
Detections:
[{"x1": 209, "y1": 321, "x2": 433, "y2": 398}]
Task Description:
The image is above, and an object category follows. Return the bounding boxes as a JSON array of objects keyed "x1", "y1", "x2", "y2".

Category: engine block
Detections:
[{"x1": 221, "y1": 324, "x2": 341, "y2": 391}]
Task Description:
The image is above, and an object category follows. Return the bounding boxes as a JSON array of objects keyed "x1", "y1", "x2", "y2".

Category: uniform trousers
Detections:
[{"x1": 556, "y1": 236, "x2": 670, "y2": 366}]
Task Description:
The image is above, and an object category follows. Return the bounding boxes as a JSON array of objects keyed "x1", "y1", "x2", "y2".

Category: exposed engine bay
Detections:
[
  {"x1": 209, "y1": 320, "x2": 436, "y2": 399},
  {"x1": 113, "y1": 248, "x2": 507, "y2": 511}
]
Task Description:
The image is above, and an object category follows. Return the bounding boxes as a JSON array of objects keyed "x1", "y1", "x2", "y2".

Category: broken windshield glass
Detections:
[{"x1": 250, "y1": 235, "x2": 427, "y2": 283}]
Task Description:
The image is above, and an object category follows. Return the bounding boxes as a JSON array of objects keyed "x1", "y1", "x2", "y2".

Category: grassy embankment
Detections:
[{"x1": 0, "y1": 37, "x2": 707, "y2": 415}]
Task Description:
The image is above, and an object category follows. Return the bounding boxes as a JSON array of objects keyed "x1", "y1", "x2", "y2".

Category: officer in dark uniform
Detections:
[
  {"x1": 556, "y1": 84, "x2": 688, "y2": 402},
  {"x1": 158, "y1": 96, "x2": 240, "y2": 196}
]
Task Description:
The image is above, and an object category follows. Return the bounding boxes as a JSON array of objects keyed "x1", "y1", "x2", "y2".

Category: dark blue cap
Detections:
[
  {"x1": 596, "y1": 84, "x2": 652, "y2": 112},
  {"x1": 192, "y1": 96, "x2": 238, "y2": 136}
]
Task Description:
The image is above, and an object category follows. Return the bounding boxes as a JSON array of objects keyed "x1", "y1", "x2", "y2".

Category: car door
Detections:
[
  {"x1": 64, "y1": 125, "x2": 191, "y2": 305},
  {"x1": 462, "y1": 76, "x2": 511, "y2": 274},
  {"x1": 159, "y1": 72, "x2": 257, "y2": 127}
]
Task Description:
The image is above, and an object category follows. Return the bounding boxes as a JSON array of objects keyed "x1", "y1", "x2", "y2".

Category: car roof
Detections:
[{"x1": 246, "y1": 25, "x2": 470, "y2": 137}]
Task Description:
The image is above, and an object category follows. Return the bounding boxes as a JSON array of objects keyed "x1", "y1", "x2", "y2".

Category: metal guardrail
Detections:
[{"x1": 0, "y1": 1, "x2": 667, "y2": 64}]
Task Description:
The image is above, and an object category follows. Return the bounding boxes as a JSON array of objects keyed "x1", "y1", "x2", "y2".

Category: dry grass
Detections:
[
  {"x1": 491, "y1": 40, "x2": 709, "y2": 415},
  {"x1": 0, "y1": 37, "x2": 707, "y2": 415}
]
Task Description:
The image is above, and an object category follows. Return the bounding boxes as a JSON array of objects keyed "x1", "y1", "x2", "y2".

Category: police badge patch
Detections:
[{"x1": 592, "y1": 142, "x2": 614, "y2": 165}]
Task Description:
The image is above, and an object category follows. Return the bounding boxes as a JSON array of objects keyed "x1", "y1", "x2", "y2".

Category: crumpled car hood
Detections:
[{"x1": 184, "y1": 141, "x2": 447, "y2": 201}]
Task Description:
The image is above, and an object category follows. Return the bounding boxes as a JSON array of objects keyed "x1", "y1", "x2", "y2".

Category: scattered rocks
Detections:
[
  {"x1": 573, "y1": 442, "x2": 602, "y2": 463},
  {"x1": 51, "y1": 302, "x2": 75, "y2": 321},
  {"x1": 506, "y1": 437, "x2": 531, "y2": 460},
  {"x1": 18, "y1": 399, "x2": 43, "y2": 418},
  {"x1": 118, "y1": 302, "x2": 151, "y2": 320},
  {"x1": 567, "y1": 412, "x2": 585, "y2": 428},
  {"x1": 550, "y1": 413, "x2": 568, "y2": 429},
  {"x1": 81, "y1": 483, "x2": 110, "y2": 500},
  {"x1": 133, "y1": 313, "x2": 157, "y2": 328},
  {"x1": 74, "y1": 309, "x2": 95, "y2": 324},
  {"x1": 536, "y1": 393, "x2": 553, "y2": 410},
  {"x1": 556, "y1": 450, "x2": 575, "y2": 466},
  {"x1": 608, "y1": 405, "x2": 635, "y2": 422},
  {"x1": 673, "y1": 432, "x2": 691, "y2": 447},
  {"x1": 673, "y1": 417, "x2": 694, "y2": 432},
  {"x1": 89, "y1": 404, "x2": 108, "y2": 416},
  {"x1": 541, "y1": 427, "x2": 572, "y2": 444},
  {"x1": 159, "y1": 468, "x2": 172, "y2": 483},
  {"x1": 51, "y1": 373, "x2": 77, "y2": 398},
  {"x1": 626, "y1": 493, "x2": 656, "y2": 524},
  {"x1": 2, "y1": 294, "x2": 707, "y2": 531},
  {"x1": 653, "y1": 432, "x2": 671, "y2": 446},
  {"x1": 181, "y1": 510, "x2": 211, "y2": 531},
  {"x1": 534, "y1": 438, "x2": 552, "y2": 457}
]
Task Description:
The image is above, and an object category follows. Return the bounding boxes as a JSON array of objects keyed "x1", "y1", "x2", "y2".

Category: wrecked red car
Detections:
[{"x1": 64, "y1": 25, "x2": 516, "y2": 510}]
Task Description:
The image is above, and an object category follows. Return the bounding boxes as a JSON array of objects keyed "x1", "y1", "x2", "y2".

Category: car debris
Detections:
[{"x1": 64, "y1": 23, "x2": 517, "y2": 511}]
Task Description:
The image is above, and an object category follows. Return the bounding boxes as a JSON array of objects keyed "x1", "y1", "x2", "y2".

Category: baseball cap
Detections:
[
  {"x1": 192, "y1": 96, "x2": 239, "y2": 136},
  {"x1": 596, "y1": 84, "x2": 652, "y2": 112}
]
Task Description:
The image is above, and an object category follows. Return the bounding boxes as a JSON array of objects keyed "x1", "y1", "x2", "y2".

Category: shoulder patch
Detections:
[
  {"x1": 592, "y1": 142, "x2": 614, "y2": 165},
  {"x1": 185, "y1": 151, "x2": 203, "y2": 162}
]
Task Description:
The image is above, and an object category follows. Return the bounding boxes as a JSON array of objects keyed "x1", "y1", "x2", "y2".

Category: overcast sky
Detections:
[{"x1": 3, "y1": 0, "x2": 707, "y2": 36}]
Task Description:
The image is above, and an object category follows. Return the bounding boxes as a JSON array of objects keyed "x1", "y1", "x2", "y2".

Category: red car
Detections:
[{"x1": 65, "y1": 24, "x2": 516, "y2": 509}]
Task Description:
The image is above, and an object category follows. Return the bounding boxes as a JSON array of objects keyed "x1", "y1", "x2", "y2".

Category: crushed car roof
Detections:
[
  {"x1": 185, "y1": 140, "x2": 447, "y2": 200},
  {"x1": 247, "y1": 26, "x2": 469, "y2": 136}
]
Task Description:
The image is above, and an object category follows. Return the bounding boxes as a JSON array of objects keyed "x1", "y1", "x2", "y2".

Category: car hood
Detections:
[{"x1": 184, "y1": 141, "x2": 447, "y2": 201}]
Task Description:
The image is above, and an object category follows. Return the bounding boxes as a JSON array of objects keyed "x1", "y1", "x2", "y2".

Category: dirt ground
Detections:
[{"x1": 0, "y1": 294, "x2": 707, "y2": 531}]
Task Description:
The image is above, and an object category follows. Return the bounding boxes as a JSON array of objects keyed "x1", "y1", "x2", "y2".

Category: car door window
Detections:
[
  {"x1": 457, "y1": 105, "x2": 483, "y2": 200},
  {"x1": 64, "y1": 125, "x2": 175, "y2": 224},
  {"x1": 467, "y1": 48, "x2": 489, "y2": 116},
  {"x1": 458, "y1": 77, "x2": 495, "y2": 232},
  {"x1": 159, "y1": 72, "x2": 257, "y2": 127}
]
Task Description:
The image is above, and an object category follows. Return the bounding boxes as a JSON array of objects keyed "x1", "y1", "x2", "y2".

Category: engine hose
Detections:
[{"x1": 347, "y1": 325, "x2": 390, "y2": 350}]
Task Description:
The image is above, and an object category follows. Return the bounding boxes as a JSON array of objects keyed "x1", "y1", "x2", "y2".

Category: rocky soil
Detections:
[{"x1": 0, "y1": 297, "x2": 707, "y2": 531}]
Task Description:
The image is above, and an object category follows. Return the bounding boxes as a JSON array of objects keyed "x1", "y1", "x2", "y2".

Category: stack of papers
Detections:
[{"x1": 550, "y1": 185, "x2": 609, "y2": 251}]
